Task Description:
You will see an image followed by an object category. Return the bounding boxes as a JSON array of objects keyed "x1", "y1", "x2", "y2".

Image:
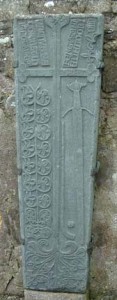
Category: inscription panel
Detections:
[{"x1": 14, "y1": 15, "x2": 104, "y2": 293}]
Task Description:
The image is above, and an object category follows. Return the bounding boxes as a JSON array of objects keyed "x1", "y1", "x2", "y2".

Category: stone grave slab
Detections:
[{"x1": 14, "y1": 14, "x2": 104, "y2": 293}]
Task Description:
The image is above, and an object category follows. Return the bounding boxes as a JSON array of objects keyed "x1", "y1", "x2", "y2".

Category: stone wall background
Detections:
[{"x1": 0, "y1": 0, "x2": 117, "y2": 299}]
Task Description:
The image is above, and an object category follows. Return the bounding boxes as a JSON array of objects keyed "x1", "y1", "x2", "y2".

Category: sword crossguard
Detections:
[
  {"x1": 67, "y1": 80, "x2": 87, "y2": 110},
  {"x1": 68, "y1": 80, "x2": 86, "y2": 92}
]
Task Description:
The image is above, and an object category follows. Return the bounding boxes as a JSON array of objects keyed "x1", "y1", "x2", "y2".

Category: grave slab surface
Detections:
[{"x1": 14, "y1": 14, "x2": 104, "y2": 293}]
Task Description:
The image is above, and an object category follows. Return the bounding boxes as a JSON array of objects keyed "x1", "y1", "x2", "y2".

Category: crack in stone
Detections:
[{"x1": 4, "y1": 276, "x2": 14, "y2": 293}]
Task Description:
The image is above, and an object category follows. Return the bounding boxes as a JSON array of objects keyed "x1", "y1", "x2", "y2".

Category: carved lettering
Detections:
[
  {"x1": 27, "y1": 20, "x2": 39, "y2": 66},
  {"x1": 85, "y1": 18, "x2": 97, "y2": 71},
  {"x1": 35, "y1": 18, "x2": 49, "y2": 66},
  {"x1": 63, "y1": 19, "x2": 85, "y2": 68},
  {"x1": 19, "y1": 22, "x2": 31, "y2": 66}
]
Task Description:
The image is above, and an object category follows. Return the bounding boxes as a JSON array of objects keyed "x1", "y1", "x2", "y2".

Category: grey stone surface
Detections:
[
  {"x1": 14, "y1": 14, "x2": 104, "y2": 293},
  {"x1": 0, "y1": 74, "x2": 23, "y2": 296},
  {"x1": 0, "y1": 0, "x2": 117, "y2": 299},
  {"x1": 1, "y1": 297, "x2": 24, "y2": 300},
  {"x1": 25, "y1": 290, "x2": 88, "y2": 300},
  {"x1": 103, "y1": 40, "x2": 117, "y2": 93},
  {"x1": 29, "y1": 0, "x2": 111, "y2": 14},
  {"x1": 90, "y1": 91, "x2": 117, "y2": 299},
  {"x1": 112, "y1": 2, "x2": 117, "y2": 13},
  {"x1": 0, "y1": 0, "x2": 29, "y2": 21},
  {"x1": 86, "y1": 0, "x2": 111, "y2": 12}
]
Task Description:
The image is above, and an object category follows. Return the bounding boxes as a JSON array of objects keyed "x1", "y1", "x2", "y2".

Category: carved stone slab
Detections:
[
  {"x1": 14, "y1": 14, "x2": 104, "y2": 293},
  {"x1": 25, "y1": 290, "x2": 88, "y2": 300}
]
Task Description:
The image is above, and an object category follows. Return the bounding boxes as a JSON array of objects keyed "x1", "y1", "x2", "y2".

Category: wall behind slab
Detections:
[{"x1": 0, "y1": 1, "x2": 117, "y2": 299}]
